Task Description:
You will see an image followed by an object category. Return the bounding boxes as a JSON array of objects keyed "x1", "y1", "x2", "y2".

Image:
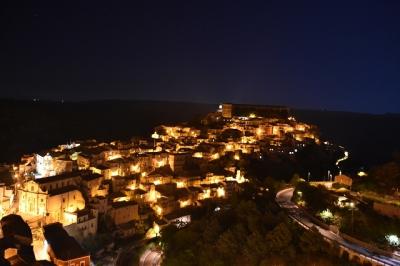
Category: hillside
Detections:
[{"x1": 1, "y1": 100, "x2": 399, "y2": 169}]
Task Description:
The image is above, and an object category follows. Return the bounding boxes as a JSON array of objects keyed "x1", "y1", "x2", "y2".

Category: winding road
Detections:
[{"x1": 276, "y1": 188, "x2": 400, "y2": 266}]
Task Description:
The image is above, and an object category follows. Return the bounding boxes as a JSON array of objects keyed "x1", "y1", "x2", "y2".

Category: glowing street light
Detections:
[
  {"x1": 151, "y1": 131, "x2": 160, "y2": 139},
  {"x1": 385, "y1": 234, "x2": 400, "y2": 247},
  {"x1": 151, "y1": 131, "x2": 160, "y2": 148},
  {"x1": 217, "y1": 187, "x2": 225, "y2": 198},
  {"x1": 319, "y1": 209, "x2": 333, "y2": 221}
]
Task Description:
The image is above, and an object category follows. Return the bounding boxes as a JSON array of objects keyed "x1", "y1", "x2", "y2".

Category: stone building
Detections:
[
  {"x1": 35, "y1": 153, "x2": 73, "y2": 178},
  {"x1": 18, "y1": 179, "x2": 86, "y2": 225}
]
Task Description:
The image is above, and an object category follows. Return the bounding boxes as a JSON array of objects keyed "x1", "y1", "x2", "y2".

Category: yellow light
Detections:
[
  {"x1": 357, "y1": 171, "x2": 367, "y2": 177},
  {"x1": 154, "y1": 223, "x2": 160, "y2": 235},
  {"x1": 256, "y1": 128, "x2": 263, "y2": 136},
  {"x1": 115, "y1": 196, "x2": 129, "y2": 202},
  {"x1": 155, "y1": 206, "x2": 163, "y2": 216},
  {"x1": 193, "y1": 152, "x2": 203, "y2": 158},
  {"x1": 141, "y1": 172, "x2": 147, "y2": 177},
  {"x1": 127, "y1": 183, "x2": 136, "y2": 190},
  {"x1": 179, "y1": 199, "x2": 191, "y2": 208},
  {"x1": 249, "y1": 113, "x2": 256, "y2": 118},
  {"x1": 217, "y1": 187, "x2": 225, "y2": 198},
  {"x1": 145, "y1": 223, "x2": 161, "y2": 239},
  {"x1": 155, "y1": 159, "x2": 165, "y2": 168},
  {"x1": 226, "y1": 144, "x2": 233, "y2": 151},
  {"x1": 131, "y1": 164, "x2": 140, "y2": 173},
  {"x1": 234, "y1": 154, "x2": 240, "y2": 160},
  {"x1": 199, "y1": 189, "x2": 211, "y2": 200},
  {"x1": 211, "y1": 153, "x2": 220, "y2": 160},
  {"x1": 176, "y1": 181, "x2": 185, "y2": 188},
  {"x1": 107, "y1": 154, "x2": 121, "y2": 161},
  {"x1": 111, "y1": 169, "x2": 119, "y2": 176}
]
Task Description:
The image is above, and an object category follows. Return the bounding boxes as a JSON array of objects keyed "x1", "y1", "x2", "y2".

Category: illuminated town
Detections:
[
  {"x1": 3, "y1": 1, "x2": 400, "y2": 265},
  {"x1": 0, "y1": 102, "x2": 399, "y2": 266},
  {"x1": 0, "y1": 103, "x2": 319, "y2": 264}
]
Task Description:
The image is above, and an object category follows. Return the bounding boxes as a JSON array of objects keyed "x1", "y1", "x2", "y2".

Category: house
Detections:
[
  {"x1": 89, "y1": 196, "x2": 109, "y2": 214},
  {"x1": 168, "y1": 152, "x2": 191, "y2": 173},
  {"x1": 35, "y1": 152, "x2": 73, "y2": 178},
  {"x1": 77, "y1": 153, "x2": 91, "y2": 170},
  {"x1": 153, "y1": 196, "x2": 179, "y2": 216},
  {"x1": 334, "y1": 175, "x2": 353, "y2": 187},
  {"x1": 44, "y1": 222, "x2": 90, "y2": 266},
  {"x1": 64, "y1": 208, "x2": 98, "y2": 243},
  {"x1": 46, "y1": 186, "x2": 86, "y2": 225},
  {"x1": 0, "y1": 184, "x2": 14, "y2": 218},
  {"x1": 81, "y1": 173, "x2": 103, "y2": 198},
  {"x1": 109, "y1": 200, "x2": 140, "y2": 238},
  {"x1": 18, "y1": 180, "x2": 86, "y2": 225},
  {"x1": 109, "y1": 200, "x2": 139, "y2": 226}
]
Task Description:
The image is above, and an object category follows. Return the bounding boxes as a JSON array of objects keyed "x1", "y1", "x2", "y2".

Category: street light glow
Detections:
[
  {"x1": 319, "y1": 209, "x2": 333, "y2": 220},
  {"x1": 386, "y1": 234, "x2": 400, "y2": 247}
]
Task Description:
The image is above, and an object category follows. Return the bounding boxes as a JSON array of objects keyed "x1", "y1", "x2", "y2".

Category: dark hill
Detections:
[
  {"x1": 0, "y1": 99, "x2": 214, "y2": 162},
  {"x1": 1, "y1": 100, "x2": 399, "y2": 169},
  {"x1": 294, "y1": 109, "x2": 400, "y2": 168}
]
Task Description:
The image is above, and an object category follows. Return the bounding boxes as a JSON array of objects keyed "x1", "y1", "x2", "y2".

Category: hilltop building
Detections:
[{"x1": 220, "y1": 103, "x2": 290, "y2": 119}]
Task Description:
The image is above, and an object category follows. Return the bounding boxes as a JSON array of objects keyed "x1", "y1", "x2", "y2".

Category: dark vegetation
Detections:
[{"x1": 353, "y1": 153, "x2": 400, "y2": 194}]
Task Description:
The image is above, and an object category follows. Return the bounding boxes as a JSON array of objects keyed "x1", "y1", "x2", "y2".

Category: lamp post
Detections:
[{"x1": 151, "y1": 131, "x2": 160, "y2": 149}]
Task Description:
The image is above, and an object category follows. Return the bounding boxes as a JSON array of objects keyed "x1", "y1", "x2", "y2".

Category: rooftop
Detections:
[
  {"x1": 35, "y1": 171, "x2": 81, "y2": 184},
  {"x1": 111, "y1": 200, "x2": 138, "y2": 209},
  {"x1": 48, "y1": 185, "x2": 80, "y2": 196}
]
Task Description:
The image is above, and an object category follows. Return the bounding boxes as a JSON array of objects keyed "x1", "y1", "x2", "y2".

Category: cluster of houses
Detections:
[{"x1": 0, "y1": 103, "x2": 319, "y2": 265}]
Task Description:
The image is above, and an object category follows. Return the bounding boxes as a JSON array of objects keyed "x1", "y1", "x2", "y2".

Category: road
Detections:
[
  {"x1": 276, "y1": 188, "x2": 400, "y2": 266},
  {"x1": 139, "y1": 249, "x2": 163, "y2": 266}
]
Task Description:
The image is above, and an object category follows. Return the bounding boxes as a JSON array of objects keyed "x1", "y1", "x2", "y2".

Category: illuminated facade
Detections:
[
  {"x1": 109, "y1": 200, "x2": 139, "y2": 225},
  {"x1": 18, "y1": 181, "x2": 47, "y2": 216},
  {"x1": 35, "y1": 153, "x2": 73, "y2": 178},
  {"x1": 18, "y1": 180, "x2": 86, "y2": 225}
]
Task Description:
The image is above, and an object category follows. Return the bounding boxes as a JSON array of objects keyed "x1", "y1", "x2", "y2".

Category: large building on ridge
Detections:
[{"x1": 221, "y1": 103, "x2": 290, "y2": 119}]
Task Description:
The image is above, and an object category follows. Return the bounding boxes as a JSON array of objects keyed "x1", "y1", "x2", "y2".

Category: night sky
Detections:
[{"x1": 2, "y1": 1, "x2": 400, "y2": 113}]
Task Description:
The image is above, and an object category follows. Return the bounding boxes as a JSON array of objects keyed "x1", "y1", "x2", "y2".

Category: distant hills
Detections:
[
  {"x1": 1, "y1": 99, "x2": 399, "y2": 169},
  {"x1": 294, "y1": 109, "x2": 400, "y2": 168}
]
